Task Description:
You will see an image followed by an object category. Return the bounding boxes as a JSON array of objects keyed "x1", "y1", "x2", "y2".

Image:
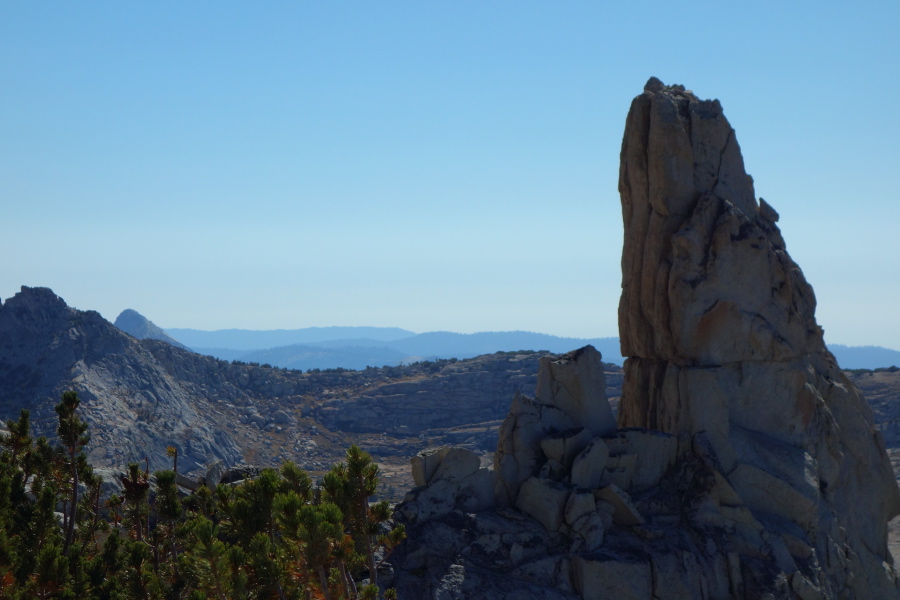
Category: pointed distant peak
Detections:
[
  {"x1": 114, "y1": 309, "x2": 189, "y2": 350},
  {"x1": 114, "y1": 309, "x2": 148, "y2": 329}
]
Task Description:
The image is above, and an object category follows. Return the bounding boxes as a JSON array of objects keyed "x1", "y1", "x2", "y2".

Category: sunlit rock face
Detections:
[
  {"x1": 388, "y1": 79, "x2": 900, "y2": 600},
  {"x1": 617, "y1": 77, "x2": 900, "y2": 598}
]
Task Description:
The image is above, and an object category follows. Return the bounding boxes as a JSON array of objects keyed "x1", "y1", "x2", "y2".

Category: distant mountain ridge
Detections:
[
  {"x1": 829, "y1": 344, "x2": 900, "y2": 370},
  {"x1": 236, "y1": 343, "x2": 409, "y2": 371},
  {"x1": 163, "y1": 326, "x2": 900, "y2": 372},
  {"x1": 165, "y1": 326, "x2": 415, "y2": 350},
  {"x1": 168, "y1": 328, "x2": 625, "y2": 370},
  {"x1": 381, "y1": 331, "x2": 624, "y2": 365}
]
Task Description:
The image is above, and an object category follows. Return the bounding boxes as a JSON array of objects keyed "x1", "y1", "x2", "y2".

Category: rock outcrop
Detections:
[
  {"x1": 493, "y1": 346, "x2": 616, "y2": 507},
  {"x1": 389, "y1": 80, "x2": 900, "y2": 599},
  {"x1": 617, "y1": 77, "x2": 900, "y2": 598},
  {"x1": 0, "y1": 287, "x2": 244, "y2": 474}
]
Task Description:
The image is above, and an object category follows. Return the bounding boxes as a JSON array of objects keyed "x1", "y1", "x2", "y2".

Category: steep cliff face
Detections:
[
  {"x1": 617, "y1": 78, "x2": 900, "y2": 598},
  {"x1": 388, "y1": 80, "x2": 900, "y2": 600}
]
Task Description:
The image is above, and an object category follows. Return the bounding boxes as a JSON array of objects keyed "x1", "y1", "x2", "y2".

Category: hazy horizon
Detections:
[{"x1": 2, "y1": 2, "x2": 897, "y2": 347}]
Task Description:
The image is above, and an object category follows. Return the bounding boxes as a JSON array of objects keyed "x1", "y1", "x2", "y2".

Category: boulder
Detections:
[
  {"x1": 401, "y1": 447, "x2": 495, "y2": 521},
  {"x1": 540, "y1": 427, "x2": 593, "y2": 470},
  {"x1": 535, "y1": 347, "x2": 617, "y2": 437},
  {"x1": 570, "y1": 438, "x2": 610, "y2": 489},
  {"x1": 564, "y1": 491, "x2": 596, "y2": 527},
  {"x1": 598, "y1": 453, "x2": 636, "y2": 490},
  {"x1": 494, "y1": 392, "x2": 579, "y2": 506},
  {"x1": 219, "y1": 465, "x2": 262, "y2": 485},
  {"x1": 569, "y1": 512, "x2": 607, "y2": 552},
  {"x1": 602, "y1": 429, "x2": 677, "y2": 492},
  {"x1": 494, "y1": 346, "x2": 615, "y2": 506},
  {"x1": 594, "y1": 484, "x2": 644, "y2": 526},
  {"x1": 271, "y1": 410, "x2": 294, "y2": 425},
  {"x1": 407, "y1": 478, "x2": 458, "y2": 523},
  {"x1": 515, "y1": 476, "x2": 572, "y2": 533},
  {"x1": 201, "y1": 460, "x2": 226, "y2": 488},
  {"x1": 431, "y1": 447, "x2": 481, "y2": 483},
  {"x1": 411, "y1": 446, "x2": 450, "y2": 487},
  {"x1": 175, "y1": 471, "x2": 199, "y2": 491},
  {"x1": 456, "y1": 467, "x2": 495, "y2": 512}
]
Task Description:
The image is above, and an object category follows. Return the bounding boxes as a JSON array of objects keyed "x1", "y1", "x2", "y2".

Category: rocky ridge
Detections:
[
  {"x1": 312, "y1": 352, "x2": 543, "y2": 440},
  {"x1": 2, "y1": 287, "x2": 623, "y2": 490},
  {"x1": 387, "y1": 80, "x2": 900, "y2": 599}
]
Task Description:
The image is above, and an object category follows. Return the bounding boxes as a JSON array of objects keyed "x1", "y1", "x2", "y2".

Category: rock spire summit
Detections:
[
  {"x1": 618, "y1": 78, "x2": 900, "y2": 597},
  {"x1": 388, "y1": 79, "x2": 900, "y2": 600}
]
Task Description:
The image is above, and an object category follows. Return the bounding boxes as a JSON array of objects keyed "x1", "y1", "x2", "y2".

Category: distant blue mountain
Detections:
[
  {"x1": 828, "y1": 345, "x2": 900, "y2": 370},
  {"x1": 188, "y1": 347, "x2": 253, "y2": 362},
  {"x1": 386, "y1": 331, "x2": 624, "y2": 364},
  {"x1": 164, "y1": 326, "x2": 415, "y2": 351},
  {"x1": 182, "y1": 330, "x2": 625, "y2": 369},
  {"x1": 166, "y1": 325, "x2": 898, "y2": 372},
  {"x1": 236, "y1": 344, "x2": 408, "y2": 371}
]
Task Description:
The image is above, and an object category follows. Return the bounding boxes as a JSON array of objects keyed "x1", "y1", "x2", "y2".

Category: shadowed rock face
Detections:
[
  {"x1": 114, "y1": 309, "x2": 189, "y2": 350},
  {"x1": 618, "y1": 77, "x2": 900, "y2": 597}
]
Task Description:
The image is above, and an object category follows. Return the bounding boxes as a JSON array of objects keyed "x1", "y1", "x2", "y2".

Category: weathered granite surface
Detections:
[
  {"x1": 618, "y1": 77, "x2": 900, "y2": 598},
  {"x1": 388, "y1": 80, "x2": 900, "y2": 600}
]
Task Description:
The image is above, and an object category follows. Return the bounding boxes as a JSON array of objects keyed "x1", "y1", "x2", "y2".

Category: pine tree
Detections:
[
  {"x1": 0, "y1": 409, "x2": 32, "y2": 467},
  {"x1": 296, "y1": 503, "x2": 343, "y2": 600},
  {"x1": 55, "y1": 391, "x2": 89, "y2": 556},
  {"x1": 183, "y1": 518, "x2": 232, "y2": 600},
  {"x1": 121, "y1": 463, "x2": 150, "y2": 543},
  {"x1": 0, "y1": 398, "x2": 404, "y2": 599},
  {"x1": 322, "y1": 445, "x2": 404, "y2": 587},
  {"x1": 152, "y1": 469, "x2": 183, "y2": 584},
  {"x1": 221, "y1": 468, "x2": 281, "y2": 545}
]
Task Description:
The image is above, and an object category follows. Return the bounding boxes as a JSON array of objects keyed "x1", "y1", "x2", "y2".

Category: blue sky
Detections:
[{"x1": 1, "y1": 2, "x2": 898, "y2": 347}]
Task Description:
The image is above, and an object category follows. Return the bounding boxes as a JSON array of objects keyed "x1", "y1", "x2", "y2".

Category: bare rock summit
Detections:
[
  {"x1": 618, "y1": 77, "x2": 900, "y2": 598},
  {"x1": 389, "y1": 80, "x2": 900, "y2": 600}
]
